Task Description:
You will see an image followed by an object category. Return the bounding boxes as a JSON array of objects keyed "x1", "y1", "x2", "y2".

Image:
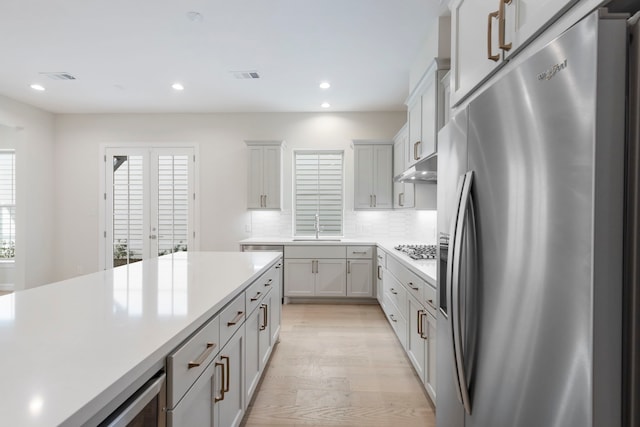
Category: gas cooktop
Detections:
[{"x1": 394, "y1": 244, "x2": 437, "y2": 260}]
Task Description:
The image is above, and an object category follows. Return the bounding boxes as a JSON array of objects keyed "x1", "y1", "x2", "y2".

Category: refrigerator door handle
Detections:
[
  {"x1": 451, "y1": 170, "x2": 474, "y2": 415},
  {"x1": 447, "y1": 174, "x2": 466, "y2": 408}
]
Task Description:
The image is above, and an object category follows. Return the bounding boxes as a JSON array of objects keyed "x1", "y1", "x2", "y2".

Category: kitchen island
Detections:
[{"x1": 0, "y1": 251, "x2": 281, "y2": 426}]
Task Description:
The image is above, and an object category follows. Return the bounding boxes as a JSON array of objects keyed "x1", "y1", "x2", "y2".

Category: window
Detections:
[
  {"x1": 294, "y1": 151, "x2": 343, "y2": 237},
  {"x1": 0, "y1": 151, "x2": 15, "y2": 260}
]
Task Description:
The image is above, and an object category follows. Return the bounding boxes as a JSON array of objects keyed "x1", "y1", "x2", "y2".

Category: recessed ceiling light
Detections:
[
  {"x1": 321, "y1": 102, "x2": 331, "y2": 108},
  {"x1": 172, "y1": 83, "x2": 184, "y2": 91},
  {"x1": 30, "y1": 84, "x2": 45, "y2": 91},
  {"x1": 319, "y1": 82, "x2": 331, "y2": 89}
]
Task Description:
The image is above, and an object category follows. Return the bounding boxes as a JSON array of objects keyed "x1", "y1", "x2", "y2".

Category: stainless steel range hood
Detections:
[{"x1": 394, "y1": 152, "x2": 437, "y2": 183}]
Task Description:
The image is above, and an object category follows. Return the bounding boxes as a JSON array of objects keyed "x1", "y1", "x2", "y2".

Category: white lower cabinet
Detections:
[
  {"x1": 381, "y1": 249, "x2": 438, "y2": 404},
  {"x1": 347, "y1": 259, "x2": 372, "y2": 297},
  {"x1": 166, "y1": 360, "x2": 216, "y2": 427},
  {"x1": 167, "y1": 261, "x2": 281, "y2": 426},
  {"x1": 424, "y1": 310, "x2": 437, "y2": 400},
  {"x1": 316, "y1": 259, "x2": 348, "y2": 296},
  {"x1": 284, "y1": 258, "x2": 347, "y2": 297},
  {"x1": 407, "y1": 294, "x2": 427, "y2": 381},
  {"x1": 216, "y1": 329, "x2": 244, "y2": 427}
]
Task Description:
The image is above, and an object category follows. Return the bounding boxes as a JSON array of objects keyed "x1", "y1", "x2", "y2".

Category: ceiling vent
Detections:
[
  {"x1": 231, "y1": 70, "x2": 260, "y2": 80},
  {"x1": 40, "y1": 72, "x2": 77, "y2": 80}
]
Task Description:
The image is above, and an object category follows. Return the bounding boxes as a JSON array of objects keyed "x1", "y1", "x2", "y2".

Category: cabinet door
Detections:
[
  {"x1": 271, "y1": 264, "x2": 282, "y2": 344},
  {"x1": 354, "y1": 145, "x2": 374, "y2": 209},
  {"x1": 244, "y1": 308, "x2": 261, "y2": 406},
  {"x1": 407, "y1": 296, "x2": 427, "y2": 382},
  {"x1": 263, "y1": 146, "x2": 281, "y2": 209},
  {"x1": 393, "y1": 137, "x2": 405, "y2": 209},
  {"x1": 373, "y1": 145, "x2": 393, "y2": 209},
  {"x1": 216, "y1": 329, "x2": 244, "y2": 427},
  {"x1": 315, "y1": 259, "x2": 347, "y2": 296},
  {"x1": 247, "y1": 147, "x2": 264, "y2": 209},
  {"x1": 167, "y1": 360, "x2": 216, "y2": 427},
  {"x1": 421, "y1": 77, "x2": 437, "y2": 158},
  {"x1": 407, "y1": 98, "x2": 422, "y2": 166},
  {"x1": 504, "y1": 0, "x2": 577, "y2": 58},
  {"x1": 450, "y1": 0, "x2": 503, "y2": 106},
  {"x1": 425, "y1": 311, "x2": 437, "y2": 401},
  {"x1": 284, "y1": 259, "x2": 315, "y2": 296},
  {"x1": 347, "y1": 259, "x2": 373, "y2": 297},
  {"x1": 258, "y1": 297, "x2": 272, "y2": 367}
]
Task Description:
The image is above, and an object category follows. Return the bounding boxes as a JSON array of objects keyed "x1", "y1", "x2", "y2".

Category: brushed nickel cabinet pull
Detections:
[
  {"x1": 487, "y1": 10, "x2": 500, "y2": 61},
  {"x1": 374, "y1": 194, "x2": 377, "y2": 207},
  {"x1": 417, "y1": 310, "x2": 423, "y2": 336},
  {"x1": 389, "y1": 314, "x2": 397, "y2": 323},
  {"x1": 264, "y1": 278, "x2": 273, "y2": 287},
  {"x1": 222, "y1": 355, "x2": 230, "y2": 392},
  {"x1": 499, "y1": 0, "x2": 513, "y2": 51},
  {"x1": 188, "y1": 342, "x2": 217, "y2": 369},
  {"x1": 250, "y1": 292, "x2": 262, "y2": 302},
  {"x1": 214, "y1": 360, "x2": 225, "y2": 402},
  {"x1": 413, "y1": 141, "x2": 419, "y2": 160},
  {"x1": 227, "y1": 311, "x2": 244, "y2": 326},
  {"x1": 408, "y1": 282, "x2": 419, "y2": 291},
  {"x1": 390, "y1": 288, "x2": 398, "y2": 295},
  {"x1": 426, "y1": 299, "x2": 437, "y2": 310},
  {"x1": 352, "y1": 250, "x2": 368, "y2": 254},
  {"x1": 347, "y1": 260, "x2": 351, "y2": 274},
  {"x1": 370, "y1": 195, "x2": 373, "y2": 207},
  {"x1": 400, "y1": 192, "x2": 405, "y2": 206},
  {"x1": 264, "y1": 194, "x2": 268, "y2": 207},
  {"x1": 377, "y1": 265, "x2": 383, "y2": 280}
]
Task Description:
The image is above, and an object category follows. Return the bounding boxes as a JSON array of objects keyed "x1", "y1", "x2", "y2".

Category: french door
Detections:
[{"x1": 103, "y1": 147, "x2": 196, "y2": 269}]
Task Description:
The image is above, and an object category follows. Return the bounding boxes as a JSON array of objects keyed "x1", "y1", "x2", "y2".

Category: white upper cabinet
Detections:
[
  {"x1": 354, "y1": 142, "x2": 393, "y2": 210},
  {"x1": 393, "y1": 125, "x2": 414, "y2": 209},
  {"x1": 246, "y1": 141, "x2": 283, "y2": 210},
  {"x1": 406, "y1": 59, "x2": 449, "y2": 166},
  {"x1": 450, "y1": 0, "x2": 581, "y2": 105}
]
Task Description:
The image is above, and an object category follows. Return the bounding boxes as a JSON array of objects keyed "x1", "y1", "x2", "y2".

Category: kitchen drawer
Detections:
[
  {"x1": 246, "y1": 266, "x2": 277, "y2": 314},
  {"x1": 347, "y1": 246, "x2": 373, "y2": 259},
  {"x1": 246, "y1": 278, "x2": 269, "y2": 315},
  {"x1": 423, "y1": 284, "x2": 438, "y2": 316},
  {"x1": 383, "y1": 293, "x2": 407, "y2": 349},
  {"x1": 284, "y1": 245, "x2": 346, "y2": 259},
  {"x1": 167, "y1": 315, "x2": 220, "y2": 408},
  {"x1": 384, "y1": 273, "x2": 407, "y2": 316},
  {"x1": 219, "y1": 295, "x2": 246, "y2": 345},
  {"x1": 387, "y1": 256, "x2": 426, "y2": 301}
]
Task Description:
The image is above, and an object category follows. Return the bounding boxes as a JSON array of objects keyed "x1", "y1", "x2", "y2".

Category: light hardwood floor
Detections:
[{"x1": 242, "y1": 304, "x2": 435, "y2": 427}]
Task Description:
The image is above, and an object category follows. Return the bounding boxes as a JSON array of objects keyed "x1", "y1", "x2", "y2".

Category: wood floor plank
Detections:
[{"x1": 242, "y1": 304, "x2": 435, "y2": 427}]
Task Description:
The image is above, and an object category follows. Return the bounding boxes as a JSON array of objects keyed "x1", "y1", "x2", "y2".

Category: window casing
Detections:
[
  {"x1": 294, "y1": 151, "x2": 343, "y2": 237},
  {"x1": 0, "y1": 151, "x2": 15, "y2": 260}
]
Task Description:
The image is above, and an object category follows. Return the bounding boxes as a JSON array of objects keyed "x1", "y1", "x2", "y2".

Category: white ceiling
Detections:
[{"x1": 0, "y1": 1, "x2": 439, "y2": 114}]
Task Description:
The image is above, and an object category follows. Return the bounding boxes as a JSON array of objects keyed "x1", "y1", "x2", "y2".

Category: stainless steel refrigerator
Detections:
[{"x1": 436, "y1": 9, "x2": 638, "y2": 427}]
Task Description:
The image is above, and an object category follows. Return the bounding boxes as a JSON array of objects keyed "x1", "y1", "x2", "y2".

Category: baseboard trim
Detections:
[{"x1": 284, "y1": 297, "x2": 378, "y2": 305}]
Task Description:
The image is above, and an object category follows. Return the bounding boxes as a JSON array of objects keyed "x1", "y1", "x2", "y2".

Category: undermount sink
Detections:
[{"x1": 292, "y1": 238, "x2": 342, "y2": 242}]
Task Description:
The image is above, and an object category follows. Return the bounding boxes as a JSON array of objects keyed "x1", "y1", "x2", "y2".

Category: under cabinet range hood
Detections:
[{"x1": 394, "y1": 152, "x2": 437, "y2": 182}]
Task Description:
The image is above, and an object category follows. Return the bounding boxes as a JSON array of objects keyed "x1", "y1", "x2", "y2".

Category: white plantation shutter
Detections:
[
  {"x1": 113, "y1": 155, "x2": 144, "y2": 263},
  {"x1": 0, "y1": 151, "x2": 15, "y2": 259},
  {"x1": 157, "y1": 155, "x2": 189, "y2": 255},
  {"x1": 295, "y1": 151, "x2": 343, "y2": 236}
]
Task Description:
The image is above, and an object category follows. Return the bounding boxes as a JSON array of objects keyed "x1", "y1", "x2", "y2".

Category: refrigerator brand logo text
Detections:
[{"x1": 537, "y1": 59, "x2": 568, "y2": 81}]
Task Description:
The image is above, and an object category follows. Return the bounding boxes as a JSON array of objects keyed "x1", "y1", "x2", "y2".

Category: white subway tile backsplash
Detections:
[{"x1": 250, "y1": 209, "x2": 437, "y2": 244}]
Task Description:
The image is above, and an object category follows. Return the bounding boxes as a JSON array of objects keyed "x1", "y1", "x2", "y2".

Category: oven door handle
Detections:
[{"x1": 104, "y1": 372, "x2": 166, "y2": 427}]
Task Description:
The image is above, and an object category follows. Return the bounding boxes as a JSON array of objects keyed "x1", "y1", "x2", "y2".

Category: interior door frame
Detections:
[{"x1": 99, "y1": 142, "x2": 200, "y2": 271}]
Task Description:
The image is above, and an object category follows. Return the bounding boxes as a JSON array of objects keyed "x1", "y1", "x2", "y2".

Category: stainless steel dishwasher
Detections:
[{"x1": 241, "y1": 245, "x2": 284, "y2": 303}]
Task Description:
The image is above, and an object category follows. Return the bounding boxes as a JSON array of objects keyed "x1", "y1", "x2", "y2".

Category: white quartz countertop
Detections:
[
  {"x1": 239, "y1": 237, "x2": 437, "y2": 286},
  {"x1": 0, "y1": 251, "x2": 280, "y2": 427}
]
